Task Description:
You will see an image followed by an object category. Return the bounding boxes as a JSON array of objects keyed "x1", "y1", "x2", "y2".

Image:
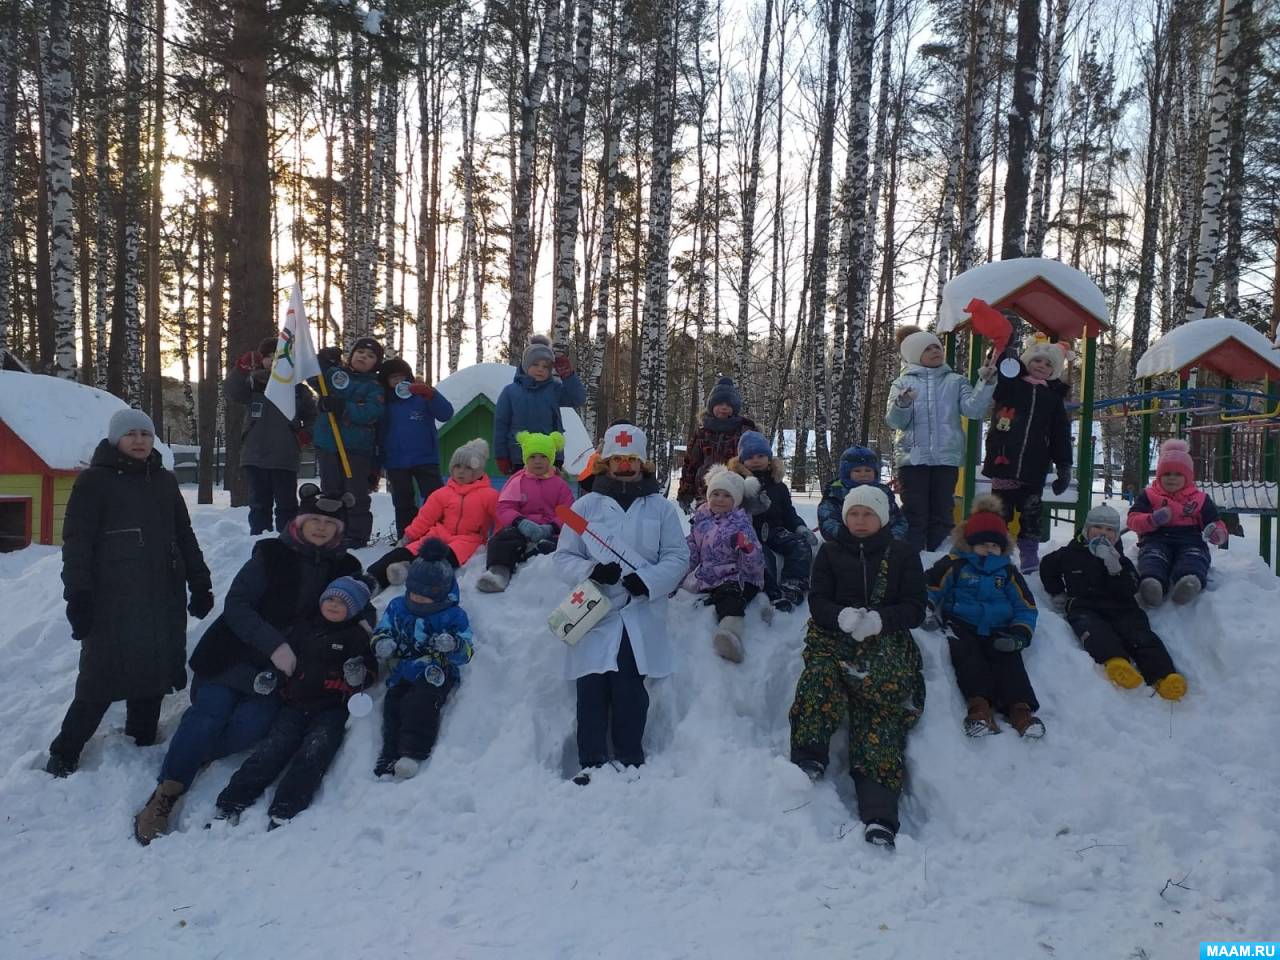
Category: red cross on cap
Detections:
[
  {"x1": 615, "y1": 430, "x2": 633, "y2": 447},
  {"x1": 571, "y1": 591, "x2": 585, "y2": 605}
]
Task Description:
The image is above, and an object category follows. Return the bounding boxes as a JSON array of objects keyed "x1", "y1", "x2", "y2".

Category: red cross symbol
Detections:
[
  {"x1": 571, "y1": 591, "x2": 585, "y2": 605},
  {"x1": 615, "y1": 431, "x2": 633, "y2": 448}
]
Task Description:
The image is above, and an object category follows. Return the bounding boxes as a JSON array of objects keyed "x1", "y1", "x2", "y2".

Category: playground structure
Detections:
[{"x1": 938, "y1": 258, "x2": 1110, "y2": 532}]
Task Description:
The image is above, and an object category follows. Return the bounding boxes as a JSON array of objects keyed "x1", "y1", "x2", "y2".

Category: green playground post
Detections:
[
  {"x1": 963, "y1": 332, "x2": 985, "y2": 519},
  {"x1": 1139, "y1": 376, "x2": 1153, "y2": 487},
  {"x1": 1264, "y1": 378, "x2": 1279, "y2": 572},
  {"x1": 1075, "y1": 332, "x2": 1098, "y2": 532}
]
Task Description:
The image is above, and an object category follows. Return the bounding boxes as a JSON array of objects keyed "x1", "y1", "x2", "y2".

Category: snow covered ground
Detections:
[{"x1": 1, "y1": 491, "x2": 1277, "y2": 959}]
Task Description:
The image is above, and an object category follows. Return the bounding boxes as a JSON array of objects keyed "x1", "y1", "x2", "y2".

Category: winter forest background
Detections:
[{"x1": 0, "y1": 0, "x2": 1276, "y2": 499}]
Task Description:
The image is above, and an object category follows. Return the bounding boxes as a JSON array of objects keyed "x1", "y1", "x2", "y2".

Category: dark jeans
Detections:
[
  {"x1": 1137, "y1": 535, "x2": 1211, "y2": 588},
  {"x1": 379, "y1": 675, "x2": 456, "y2": 764},
  {"x1": 318, "y1": 449, "x2": 375, "y2": 547},
  {"x1": 852, "y1": 770, "x2": 901, "y2": 832},
  {"x1": 762, "y1": 528, "x2": 812, "y2": 601},
  {"x1": 993, "y1": 482, "x2": 1045, "y2": 542},
  {"x1": 387, "y1": 465, "x2": 442, "y2": 540},
  {"x1": 708, "y1": 582, "x2": 761, "y2": 620},
  {"x1": 576, "y1": 632, "x2": 648, "y2": 768},
  {"x1": 215, "y1": 705, "x2": 348, "y2": 819},
  {"x1": 159, "y1": 679, "x2": 280, "y2": 788},
  {"x1": 367, "y1": 544, "x2": 460, "y2": 589},
  {"x1": 1067, "y1": 607, "x2": 1177, "y2": 684},
  {"x1": 898, "y1": 465, "x2": 959, "y2": 552},
  {"x1": 946, "y1": 619, "x2": 1038, "y2": 713},
  {"x1": 486, "y1": 524, "x2": 535, "y2": 571},
  {"x1": 49, "y1": 696, "x2": 164, "y2": 761},
  {"x1": 244, "y1": 466, "x2": 299, "y2": 535}
]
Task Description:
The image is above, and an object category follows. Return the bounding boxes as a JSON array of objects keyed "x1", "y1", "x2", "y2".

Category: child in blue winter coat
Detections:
[
  {"x1": 378, "y1": 358, "x2": 456, "y2": 540},
  {"x1": 494, "y1": 334, "x2": 586, "y2": 475},
  {"x1": 371, "y1": 539, "x2": 474, "y2": 780},
  {"x1": 926, "y1": 496, "x2": 1043, "y2": 739},
  {"x1": 818, "y1": 446, "x2": 907, "y2": 543}
]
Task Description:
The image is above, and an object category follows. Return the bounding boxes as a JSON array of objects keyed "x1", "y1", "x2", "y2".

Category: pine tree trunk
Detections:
[
  {"x1": 198, "y1": 127, "x2": 228, "y2": 505},
  {"x1": 0, "y1": 4, "x2": 18, "y2": 355},
  {"x1": 1026, "y1": 0, "x2": 1067, "y2": 258},
  {"x1": 1000, "y1": 0, "x2": 1040, "y2": 259},
  {"x1": 144, "y1": 0, "x2": 165, "y2": 422}
]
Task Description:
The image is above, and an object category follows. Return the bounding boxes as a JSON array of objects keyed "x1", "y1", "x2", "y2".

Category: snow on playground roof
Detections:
[
  {"x1": 1135, "y1": 317, "x2": 1280, "y2": 382},
  {"x1": 0, "y1": 371, "x2": 173, "y2": 470},
  {"x1": 435, "y1": 362, "x2": 594, "y2": 476},
  {"x1": 939, "y1": 258, "x2": 1110, "y2": 340}
]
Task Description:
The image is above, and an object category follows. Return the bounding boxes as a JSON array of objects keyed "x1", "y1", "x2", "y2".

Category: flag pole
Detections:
[{"x1": 315, "y1": 374, "x2": 353, "y2": 480}]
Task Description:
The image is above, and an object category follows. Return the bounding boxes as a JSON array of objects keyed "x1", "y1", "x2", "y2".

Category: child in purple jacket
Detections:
[{"x1": 684, "y1": 465, "x2": 765, "y2": 664}]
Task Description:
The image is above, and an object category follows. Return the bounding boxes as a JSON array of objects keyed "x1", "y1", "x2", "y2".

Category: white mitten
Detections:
[
  {"x1": 837, "y1": 608, "x2": 864, "y2": 635},
  {"x1": 849, "y1": 611, "x2": 882, "y2": 641}
]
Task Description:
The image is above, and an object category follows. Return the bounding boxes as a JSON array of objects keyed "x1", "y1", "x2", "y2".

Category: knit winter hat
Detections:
[
  {"x1": 706, "y1": 376, "x2": 743, "y2": 416},
  {"x1": 705, "y1": 465, "x2": 748, "y2": 507},
  {"x1": 842, "y1": 484, "x2": 890, "y2": 528},
  {"x1": 737, "y1": 430, "x2": 772, "y2": 462},
  {"x1": 450, "y1": 438, "x2": 490, "y2": 472},
  {"x1": 963, "y1": 495, "x2": 1011, "y2": 550},
  {"x1": 349, "y1": 336, "x2": 385, "y2": 365},
  {"x1": 404, "y1": 539, "x2": 457, "y2": 612},
  {"x1": 297, "y1": 483, "x2": 355, "y2": 526},
  {"x1": 900, "y1": 330, "x2": 943, "y2": 366},
  {"x1": 839, "y1": 446, "x2": 880, "y2": 486},
  {"x1": 516, "y1": 430, "x2": 565, "y2": 463},
  {"x1": 378, "y1": 357, "x2": 414, "y2": 387},
  {"x1": 1020, "y1": 340, "x2": 1065, "y2": 380},
  {"x1": 320, "y1": 576, "x2": 372, "y2": 621},
  {"x1": 107, "y1": 408, "x2": 156, "y2": 445},
  {"x1": 1084, "y1": 503, "x2": 1123, "y2": 532},
  {"x1": 522, "y1": 334, "x2": 556, "y2": 372},
  {"x1": 258, "y1": 336, "x2": 279, "y2": 356},
  {"x1": 601, "y1": 422, "x2": 646, "y2": 460},
  {"x1": 1155, "y1": 439, "x2": 1195, "y2": 482}
]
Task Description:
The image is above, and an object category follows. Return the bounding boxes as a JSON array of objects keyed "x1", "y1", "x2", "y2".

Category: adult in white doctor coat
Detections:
[{"x1": 553, "y1": 421, "x2": 690, "y2": 783}]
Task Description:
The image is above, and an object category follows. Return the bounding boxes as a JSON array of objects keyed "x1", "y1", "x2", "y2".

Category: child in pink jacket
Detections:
[{"x1": 476, "y1": 431, "x2": 574, "y2": 593}]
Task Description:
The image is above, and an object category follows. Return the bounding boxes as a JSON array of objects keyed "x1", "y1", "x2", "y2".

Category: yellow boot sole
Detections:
[
  {"x1": 1104, "y1": 657, "x2": 1143, "y2": 690},
  {"x1": 1155, "y1": 672, "x2": 1187, "y2": 701}
]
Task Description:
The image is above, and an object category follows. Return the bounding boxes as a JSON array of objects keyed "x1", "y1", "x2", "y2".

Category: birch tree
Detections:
[
  {"x1": 43, "y1": 0, "x2": 78, "y2": 379},
  {"x1": 1026, "y1": 0, "x2": 1068, "y2": 258},
  {"x1": 956, "y1": 0, "x2": 997, "y2": 273},
  {"x1": 0, "y1": 3, "x2": 18, "y2": 355},
  {"x1": 107, "y1": 0, "x2": 144, "y2": 404}
]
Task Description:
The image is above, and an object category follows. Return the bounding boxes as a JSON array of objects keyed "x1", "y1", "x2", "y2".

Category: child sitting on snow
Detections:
[
  {"x1": 371, "y1": 540, "x2": 475, "y2": 779},
  {"x1": 1127, "y1": 439, "x2": 1228, "y2": 606},
  {"x1": 788, "y1": 485, "x2": 927, "y2": 850},
  {"x1": 1040, "y1": 504, "x2": 1186, "y2": 701},
  {"x1": 366, "y1": 438, "x2": 499, "y2": 589},
  {"x1": 683, "y1": 465, "x2": 766, "y2": 663},
  {"x1": 817, "y1": 445, "x2": 907, "y2": 543},
  {"x1": 477, "y1": 431, "x2": 575, "y2": 593},
  {"x1": 212, "y1": 576, "x2": 377, "y2": 828},
  {"x1": 728, "y1": 431, "x2": 816, "y2": 613},
  {"x1": 926, "y1": 495, "x2": 1044, "y2": 739}
]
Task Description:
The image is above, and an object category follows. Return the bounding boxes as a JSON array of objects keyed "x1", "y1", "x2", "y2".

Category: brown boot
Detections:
[
  {"x1": 963, "y1": 696, "x2": 1000, "y2": 737},
  {"x1": 134, "y1": 779, "x2": 185, "y2": 846},
  {"x1": 1007, "y1": 703, "x2": 1046, "y2": 739}
]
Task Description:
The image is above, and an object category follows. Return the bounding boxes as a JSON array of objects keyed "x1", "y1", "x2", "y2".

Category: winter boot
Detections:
[
  {"x1": 476, "y1": 566, "x2": 511, "y2": 593},
  {"x1": 963, "y1": 696, "x2": 1000, "y2": 737},
  {"x1": 209, "y1": 807, "x2": 240, "y2": 827},
  {"x1": 373, "y1": 757, "x2": 397, "y2": 779},
  {"x1": 1138, "y1": 577, "x2": 1165, "y2": 607},
  {"x1": 44, "y1": 752, "x2": 77, "y2": 778},
  {"x1": 393, "y1": 757, "x2": 420, "y2": 780},
  {"x1": 1170, "y1": 574, "x2": 1202, "y2": 605},
  {"x1": 572, "y1": 764, "x2": 602, "y2": 786},
  {"x1": 267, "y1": 816, "x2": 289, "y2": 832},
  {"x1": 1017, "y1": 536, "x2": 1040, "y2": 574},
  {"x1": 1154, "y1": 672, "x2": 1187, "y2": 701},
  {"x1": 134, "y1": 779, "x2": 185, "y2": 845},
  {"x1": 712, "y1": 616, "x2": 746, "y2": 663},
  {"x1": 863, "y1": 820, "x2": 897, "y2": 849},
  {"x1": 1104, "y1": 657, "x2": 1143, "y2": 690},
  {"x1": 1008, "y1": 702, "x2": 1045, "y2": 739},
  {"x1": 794, "y1": 759, "x2": 825, "y2": 784}
]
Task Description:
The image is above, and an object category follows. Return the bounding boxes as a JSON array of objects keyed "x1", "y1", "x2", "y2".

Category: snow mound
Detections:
[
  {"x1": 0, "y1": 371, "x2": 173, "y2": 470},
  {"x1": 1135, "y1": 316, "x2": 1280, "y2": 381},
  {"x1": 0, "y1": 494, "x2": 1276, "y2": 957},
  {"x1": 939, "y1": 258, "x2": 1109, "y2": 335}
]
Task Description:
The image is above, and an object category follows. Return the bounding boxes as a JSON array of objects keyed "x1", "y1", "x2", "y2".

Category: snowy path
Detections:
[{"x1": 0, "y1": 493, "x2": 1276, "y2": 958}]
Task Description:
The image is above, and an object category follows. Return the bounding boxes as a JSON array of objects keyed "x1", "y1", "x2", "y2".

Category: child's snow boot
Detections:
[
  {"x1": 374, "y1": 757, "x2": 396, "y2": 779},
  {"x1": 572, "y1": 765, "x2": 599, "y2": 786},
  {"x1": 863, "y1": 820, "x2": 896, "y2": 849},
  {"x1": 1017, "y1": 536, "x2": 1040, "y2": 574},
  {"x1": 963, "y1": 696, "x2": 1000, "y2": 737},
  {"x1": 134, "y1": 779, "x2": 185, "y2": 845},
  {"x1": 1154, "y1": 672, "x2": 1187, "y2": 701},
  {"x1": 476, "y1": 566, "x2": 511, "y2": 593},
  {"x1": 209, "y1": 806, "x2": 240, "y2": 827},
  {"x1": 44, "y1": 752, "x2": 77, "y2": 778},
  {"x1": 1139, "y1": 577, "x2": 1165, "y2": 607},
  {"x1": 1008, "y1": 702, "x2": 1045, "y2": 739},
  {"x1": 1170, "y1": 574, "x2": 1201, "y2": 605},
  {"x1": 267, "y1": 816, "x2": 289, "y2": 832},
  {"x1": 794, "y1": 759, "x2": 824, "y2": 783},
  {"x1": 1104, "y1": 657, "x2": 1143, "y2": 690},
  {"x1": 712, "y1": 616, "x2": 746, "y2": 663},
  {"x1": 393, "y1": 757, "x2": 420, "y2": 780}
]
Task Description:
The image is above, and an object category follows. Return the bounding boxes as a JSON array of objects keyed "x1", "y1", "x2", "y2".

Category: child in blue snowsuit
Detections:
[
  {"x1": 926, "y1": 496, "x2": 1043, "y2": 739},
  {"x1": 371, "y1": 539, "x2": 474, "y2": 780},
  {"x1": 728, "y1": 430, "x2": 817, "y2": 612},
  {"x1": 378, "y1": 358, "x2": 456, "y2": 540},
  {"x1": 818, "y1": 446, "x2": 907, "y2": 543},
  {"x1": 493, "y1": 334, "x2": 586, "y2": 476}
]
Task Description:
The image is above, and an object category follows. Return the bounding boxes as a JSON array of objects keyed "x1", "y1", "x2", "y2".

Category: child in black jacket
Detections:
[
  {"x1": 214, "y1": 577, "x2": 377, "y2": 827},
  {"x1": 1040, "y1": 504, "x2": 1186, "y2": 701}
]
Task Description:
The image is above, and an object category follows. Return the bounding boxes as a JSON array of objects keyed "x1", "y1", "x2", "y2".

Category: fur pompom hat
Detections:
[
  {"x1": 449, "y1": 438, "x2": 490, "y2": 472},
  {"x1": 900, "y1": 330, "x2": 943, "y2": 366},
  {"x1": 1020, "y1": 340, "x2": 1065, "y2": 380},
  {"x1": 522, "y1": 334, "x2": 556, "y2": 372},
  {"x1": 961, "y1": 495, "x2": 1012, "y2": 550},
  {"x1": 705, "y1": 464, "x2": 759, "y2": 508},
  {"x1": 1155, "y1": 439, "x2": 1194, "y2": 482}
]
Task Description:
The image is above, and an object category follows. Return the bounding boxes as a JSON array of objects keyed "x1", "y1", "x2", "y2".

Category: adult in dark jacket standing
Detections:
[
  {"x1": 132, "y1": 486, "x2": 364, "y2": 844},
  {"x1": 46, "y1": 409, "x2": 213, "y2": 778},
  {"x1": 224, "y1": 337, "x2": 318, "y2": 535},
  {"x1": 788, "y1": 484, "x2": 927, "y2": 849}
]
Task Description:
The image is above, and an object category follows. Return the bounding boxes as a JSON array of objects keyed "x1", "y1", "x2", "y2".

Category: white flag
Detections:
[{"x1": 265, "y1": 283, "x2": 322, "y2": 422}]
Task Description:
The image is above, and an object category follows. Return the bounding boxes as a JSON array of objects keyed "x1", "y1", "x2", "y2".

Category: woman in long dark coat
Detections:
[{"x1": 46, "y1": 409, "x2": 213, "y2": 777}]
